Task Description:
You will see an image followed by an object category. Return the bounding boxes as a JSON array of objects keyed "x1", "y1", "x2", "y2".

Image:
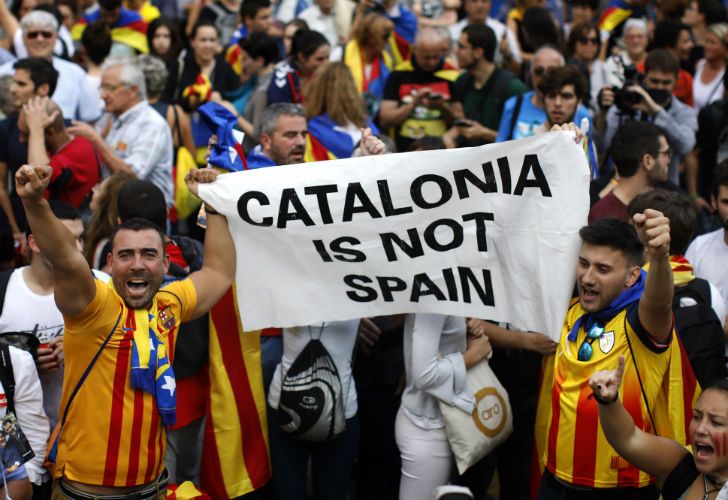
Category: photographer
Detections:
[{"x1": 598, "y1": 49, "x2": 697, "y2": 186}]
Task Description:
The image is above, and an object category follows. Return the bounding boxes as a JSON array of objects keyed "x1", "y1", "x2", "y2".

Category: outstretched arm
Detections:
[
  {"x1": 185, "y1": 168, "x2": 236, "y2": 319},
  {"x1": 15, "y1": 165, "x2": 96, "y2": 316},
  {"x1": 634, "y1": 210, "x2": 673, "y2": 343},
  {"x1": 590, "y1": 356, "x2": 689, "y2": 486}
]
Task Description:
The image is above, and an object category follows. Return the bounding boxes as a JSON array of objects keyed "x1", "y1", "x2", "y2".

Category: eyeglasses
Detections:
[
  {"x1": 577, "y1": 323, "x2": 604, "y2": 361},
  {"x1": 26, "y1": 30, "x2": 54, "y2": 39},
  {"x1": 578, "y1": 37, "x2": 599, "y2": 45}
]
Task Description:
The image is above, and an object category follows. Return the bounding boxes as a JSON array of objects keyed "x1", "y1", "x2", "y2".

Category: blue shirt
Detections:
[{"x1": 496, "y1": 90, "x2": 591, "y2": 142}]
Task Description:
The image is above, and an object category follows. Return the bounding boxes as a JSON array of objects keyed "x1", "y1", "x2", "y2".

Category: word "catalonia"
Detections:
[{"x1": 237, "y1": 155, "x2": 551, "y2": 228}]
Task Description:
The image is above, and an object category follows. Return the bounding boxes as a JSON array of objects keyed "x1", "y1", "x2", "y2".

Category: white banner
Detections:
[{"x1": 198, "y1": 132, "x2": 590, "y2": 339}]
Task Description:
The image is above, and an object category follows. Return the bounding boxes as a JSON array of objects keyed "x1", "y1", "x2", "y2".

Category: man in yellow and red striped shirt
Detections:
[
  {"x1": 535, "y1": 214, "x2": 698, "y2": 497},
  {"x1": 15, "y1": 163, "x2": 235, "y2": 499}
]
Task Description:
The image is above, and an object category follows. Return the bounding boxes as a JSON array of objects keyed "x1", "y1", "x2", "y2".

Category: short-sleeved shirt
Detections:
[
  {"x1": 543, "y1": 300, "x2": 673, "y2": 488},
  {"x1": 588, "y1": 192, "x2": 629, "y2": 223},
  {"x1": 47, "y1": 136, "x2": 100, "y2": 208},
  {"x1": 55, "y1": 279, "x2": 197, "y2": 487},
  {"x1": 103, "y1": 101, "x2": 174, "y2": 206},
  {"x1": 453, "y1": 68, "x2": 527, "y2": 146},
  {"x1": 382, "y1": 58, "x2": 459, "y2": 151}
]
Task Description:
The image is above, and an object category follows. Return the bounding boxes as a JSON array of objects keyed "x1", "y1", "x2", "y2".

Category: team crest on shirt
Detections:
[
  {"x1": 599, "y1": 331, "x2": 615, "y2": 354},
  {"x1": 158, "y1": 307, "x2": 176, "y2": 330}
]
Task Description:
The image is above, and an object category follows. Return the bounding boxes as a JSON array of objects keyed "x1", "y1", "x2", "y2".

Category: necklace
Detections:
[{"x1": 704, "y1": 473, "x2": 723, "y2": 500}]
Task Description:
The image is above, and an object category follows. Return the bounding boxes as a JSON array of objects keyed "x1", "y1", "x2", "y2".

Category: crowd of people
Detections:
[{"x1": 0, "y1": 0, "x2": 728, "y2": 498}]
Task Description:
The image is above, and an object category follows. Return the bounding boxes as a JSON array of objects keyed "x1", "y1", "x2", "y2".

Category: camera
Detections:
[{"x1": 614, "y1": 65, "x2": 641, "y2": 113}]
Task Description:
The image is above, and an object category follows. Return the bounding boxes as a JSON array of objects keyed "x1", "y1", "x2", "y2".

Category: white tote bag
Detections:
[{"x1": 439, "y1": 359, "x2": 513, "y2": 474}]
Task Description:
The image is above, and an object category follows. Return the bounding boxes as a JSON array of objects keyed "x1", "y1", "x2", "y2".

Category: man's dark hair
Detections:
[
  {"x1": 653, "y1": 20, "x2": 691, "y2": 49},
  {"x1": 462, "y1": 24, "x2": 497, "y2": 62},
  {"x1": 537, "y1": 65, "x2": 588, "y2": 102},
  {"x1": 522, "y1": 7, "x2": 561, "y2": 51},
  {"x1": 610, "y1": 122, "x2": 662, "y2": 178},
  {"x1": 572, "y1": 0, "x2": 599, "y2": 10},
  {"x1": 239, "y1": 32, "x2": 279, "y2": 66},
  {"x1": 81, "y1": 21, "x2": 112, "y2": 66},
  {"x1": 109, "y1": 217, "x2": 166, "y2": 252},
  {"x1": 98, "y1": 0, "x2": 122, "y2": 11},
  {"x1": 27, "y1": 201, "x2": 81, "y2": 237},
  {"x1": 117, "y1": 180, "x2": 167, "y2": 231},
  {"x1": 240, "y1": 0, "x2": 271, "y2": 21},
  {"x1": 713, "y1": 159, "x2": 728, "y2": 198},
  {"x1": 627, "y1": 189, "x2": 695, "y2": 254},
  {"x1": 579, "y1": 218, "x2": 645, "y2": 266},
  {"x1": 645, "y1": 48, "x2": 680, "y2": 76},
  {"x1": 13, "y1": 58, "x2": 59, "y2": 96},
  {"x1": 698, "y1": 0, "x2": 726, "y2": 25}
]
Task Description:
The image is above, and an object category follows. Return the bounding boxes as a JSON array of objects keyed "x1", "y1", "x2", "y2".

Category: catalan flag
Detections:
[
  {"x1": 71, "y1": 8, "x2": 149, "y2": 53},
  {"x1": 304, "y1": 114, "x2": 380, "y2": 162},
  {"x1": 182, "y1": 73, "x2": 213, "y2": 104},
  {"x1": 166, "y1": 481, "x2": 211, "y2": 499},
  {"x1": 199, "y1": 287, "x2": 271, "y2": 498},
  {"x1": 387, "y1": 6, "x2": 417, "y2": 65},
  {"x1": 344, "y1": 41, "x2": 392, "y2": 101},
  {"x1": 598, "y1": 0, "x2": 632, "y2": 32}
]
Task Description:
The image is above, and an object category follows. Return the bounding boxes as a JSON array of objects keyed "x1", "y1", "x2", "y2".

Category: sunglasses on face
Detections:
[
  {"x1": 578, "y1": 37, "x2": 599, "y2": 45},
  {"x1": 577, "y1": 323, "x2": 604, "y2": 361},
  {"x1": 26, "y1": 30, "x2": 54, "y2": 39}
]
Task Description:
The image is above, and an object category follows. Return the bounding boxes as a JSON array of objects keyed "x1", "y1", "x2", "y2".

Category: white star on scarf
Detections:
[{"x1": 161, "y1": 376, "x2": 176, "y2": 396}]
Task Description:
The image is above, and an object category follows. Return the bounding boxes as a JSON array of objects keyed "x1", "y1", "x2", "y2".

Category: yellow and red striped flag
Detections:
[{"x1": 199, "y1": 287, "x2": 271, "y2": 498}]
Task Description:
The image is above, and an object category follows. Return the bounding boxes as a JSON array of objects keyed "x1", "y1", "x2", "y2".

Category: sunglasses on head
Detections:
[
  {"x1": 26, "y1": 30, "x2": 54, "y2": 39},
  {"x1": 577, "y1": 323, "x2": 604, "y2": 362}
]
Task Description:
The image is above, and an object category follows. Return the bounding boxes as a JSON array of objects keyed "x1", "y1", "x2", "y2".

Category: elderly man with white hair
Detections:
[
  {"x1": 68, "y1": 60, "x2": 174, "y2": 206},
  {"x1": 0, "y1": 11, "x2": 99, "y2": 122}
]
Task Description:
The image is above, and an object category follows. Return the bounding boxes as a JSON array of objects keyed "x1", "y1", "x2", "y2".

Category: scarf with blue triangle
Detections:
[
  {"x1": 114, "y1": 282, "x2": 176, "y2": 427},
  {"x1": 566, "y1": 269, "x2": 646, "y2": 342}
]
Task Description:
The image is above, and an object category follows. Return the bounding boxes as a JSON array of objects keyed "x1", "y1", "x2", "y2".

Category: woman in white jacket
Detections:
[{"x1": 396, "y1": 313, "x2": 492, "y2": 500}]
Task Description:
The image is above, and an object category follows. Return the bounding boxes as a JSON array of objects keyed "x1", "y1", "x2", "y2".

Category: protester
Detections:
[
  {"x1": 446, "y1": 24, "x2": 526, "y2": 147},
  {"x1": 588, "y1": 362, "x2": 728, "y2": 500},
  {"x1": 650, "y1": 20, "x2": 695, "y2": 106},
  {"x1": 535, "y1": 213, "x2": 695, "y2": 497},
  {"x1": 604, "y1": 19, "x2": 649, "y2": 88},
  {"x1": 567, "y1": 22, "x2": 609, "y2": 113},
  {"x1": 590, "y1": 122, "x2": 670, "y2": 222},
  {"x1": 15, "y1": 161, "x2": 235, "y2": 498},
  {"x1": 68, "y1": 59, "x2": 174, "y2": 207},
  {"x1": 268, "y1": 29, "x2": 330, "y2": 105},
  {"x1": 380, "y1": 27, "x2": 460, "y2": 152},
  {"x1": 147, "y1": 17, "x2": 184, "y2": 66},
  {"x1": 448, "y1": 0, "x2": 521, "y2": 66},
  {"x1": 693, "y1": 23, "x2": 727, "y2": 110}
]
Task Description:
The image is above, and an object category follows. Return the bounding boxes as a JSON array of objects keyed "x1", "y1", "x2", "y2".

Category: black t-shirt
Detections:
[
  {"x1": 382, "y1": 59, "x2": 456, "y2": 151},
  {"x1": 165, "y1": 53, "x2": 240, "y2": 111},
  {"x1": 0, "y1": 116, "x2": 28, "y2": 231},
  {"x1": 696, "y1": 97, "x2": 728, "y2": 198}
]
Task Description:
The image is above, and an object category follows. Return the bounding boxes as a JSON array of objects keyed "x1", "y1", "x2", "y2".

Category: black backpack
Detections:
[
  {"x1": 672, "y1": 278, "x2": 727, "y2": 388},
  {"x1": 278, "y1": 325, "x2": 346, "y2": 442}
]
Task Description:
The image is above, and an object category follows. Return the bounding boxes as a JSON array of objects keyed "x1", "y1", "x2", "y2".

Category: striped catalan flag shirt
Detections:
[
  {"x1": 54, "y1": 279, "x2": 196, "y2": 487},
  {"x1": 544, "y1": 300, "x2": 672, "y2": 488}
]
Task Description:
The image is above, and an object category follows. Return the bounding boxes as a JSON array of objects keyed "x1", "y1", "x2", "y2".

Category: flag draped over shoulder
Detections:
[
  {"x1": 71, "y1": 8, "x2": 149, "y2": 53},
  {"x1": 598, "y1": 0, "x2": 632, "y2": 32},
  {"x1": 387, "y1": 7, "x2": 417, "y2": 65},
  {"x1": 199, "y1": 287, "x2": 271, "y2": 498},
  {"x1": 304, "y1": 114, "x2": 380, "y2": 162},
  {"x1": 344, "y1": 41, "x2": 392, "y2": 100}
]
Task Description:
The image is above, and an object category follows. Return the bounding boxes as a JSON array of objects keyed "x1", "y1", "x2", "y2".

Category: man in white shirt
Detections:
[
  {"x1": 0, "y1": 11, "x2": 100, "y2": 122},
  {"x1": 448, "y1": 0, "x2": 520, "y2": 66},
  {"x1": 686, "y1": 161, "x2": 728, "y2": 333},
  {"x1": 67, "y1": 60, "x2": 174, "y2": 206}
]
